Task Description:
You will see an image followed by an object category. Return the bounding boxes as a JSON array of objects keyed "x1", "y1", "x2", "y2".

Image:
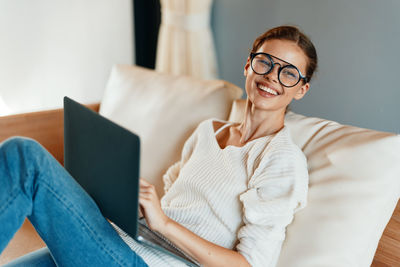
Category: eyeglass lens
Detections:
[{"x1": 251, "y1": 53, "x2": 301, "y2": 87}]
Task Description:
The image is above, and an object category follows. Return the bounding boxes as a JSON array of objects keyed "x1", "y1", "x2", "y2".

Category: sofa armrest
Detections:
[{"x1": 0, "y1": 103, "x2": 100, "y2": 164}]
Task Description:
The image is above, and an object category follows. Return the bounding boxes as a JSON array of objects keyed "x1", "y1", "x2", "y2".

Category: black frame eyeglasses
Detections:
[{"x1": 250, "y1": 52, "x2": 308, "y2": 88}]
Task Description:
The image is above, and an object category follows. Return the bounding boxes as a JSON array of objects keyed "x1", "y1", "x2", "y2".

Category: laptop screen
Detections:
[{"x1": 63, "y1": 96, "x2": 141, "y2": 238}]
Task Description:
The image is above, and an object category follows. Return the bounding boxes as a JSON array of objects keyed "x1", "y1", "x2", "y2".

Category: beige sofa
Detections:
[{"x1": 0, "y1": 65, "x2": 399, "y2": 266}]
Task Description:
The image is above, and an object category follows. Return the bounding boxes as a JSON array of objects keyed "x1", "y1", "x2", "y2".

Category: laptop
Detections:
[{"x1": 63, "y1": 97, "x2": 199, "y2": 266}]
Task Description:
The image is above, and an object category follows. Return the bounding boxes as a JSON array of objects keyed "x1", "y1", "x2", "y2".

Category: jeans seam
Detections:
[
  {"x1": 0, "y1": 186, "x2": 21, "y2": 215},
  {"x1": 38, "y1": 178, "x2": 129, "y2": 267}
]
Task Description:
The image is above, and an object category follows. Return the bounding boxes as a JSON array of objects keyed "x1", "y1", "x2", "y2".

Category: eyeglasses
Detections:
[{"x1": 250, "y1": 52, "x2": 308, "y2": 87}]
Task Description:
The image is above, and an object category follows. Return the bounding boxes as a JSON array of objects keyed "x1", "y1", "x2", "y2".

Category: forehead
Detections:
[{"x1": 257, "y1": 39, "x2": 308, "y2": 72}]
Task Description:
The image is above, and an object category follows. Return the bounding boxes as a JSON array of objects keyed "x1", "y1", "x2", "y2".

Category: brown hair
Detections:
[{"x1": 251, "y1": 25, "x2": 318, "y2": 83}]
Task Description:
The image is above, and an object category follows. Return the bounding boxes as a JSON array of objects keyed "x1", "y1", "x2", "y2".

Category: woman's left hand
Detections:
[{"x1": 139, "y1": 178, "x2": 170, "y2": 233}]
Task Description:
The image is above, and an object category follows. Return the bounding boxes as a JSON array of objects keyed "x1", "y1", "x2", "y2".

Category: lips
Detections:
[{"x1": 256, "y1": 82, "x2": 280, "y2": 97}]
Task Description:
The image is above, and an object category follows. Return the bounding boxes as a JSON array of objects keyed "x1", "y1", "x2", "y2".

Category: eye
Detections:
[
  {"x1": 256, "y1": 58, "x2": 272, "y2": 67},
  {"x1": 282, "y1": 66, "x2": 299, "y2": 79}
]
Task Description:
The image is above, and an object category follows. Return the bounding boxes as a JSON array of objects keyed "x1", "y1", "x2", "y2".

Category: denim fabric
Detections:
[
  {"x1": 0, "y1": 137, "x2": 148, "y2": 267},
  {"x1": 2, "y1": 247, "x2": 56, "y2": 267}
]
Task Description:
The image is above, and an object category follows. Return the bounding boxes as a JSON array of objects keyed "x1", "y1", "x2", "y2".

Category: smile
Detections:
[{"x1": 257, "y1": 83, "x2": 279, "y2": 96}]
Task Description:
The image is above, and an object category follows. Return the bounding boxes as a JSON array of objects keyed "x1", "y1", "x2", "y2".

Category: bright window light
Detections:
[{"x1": 0, "y1": 95, "x2": 12, "y2": 116}]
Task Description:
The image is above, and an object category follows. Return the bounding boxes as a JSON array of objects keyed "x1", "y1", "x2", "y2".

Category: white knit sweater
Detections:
[{"x1": 114, "y1": 118, "x2": 309, "y2": 267}]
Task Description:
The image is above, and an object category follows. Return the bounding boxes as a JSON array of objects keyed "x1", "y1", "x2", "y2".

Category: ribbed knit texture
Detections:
[{"x1": 113, "y1": 118, "x2": 309, "y2": 267}]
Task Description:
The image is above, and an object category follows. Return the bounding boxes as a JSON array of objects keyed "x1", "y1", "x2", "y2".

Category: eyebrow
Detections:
[
  {"x1": 256, "y1": 52, "x2": 300, "y2": 69},
  {"x1": 268, "y1": 53, "x2": 296, "y2": 67}
]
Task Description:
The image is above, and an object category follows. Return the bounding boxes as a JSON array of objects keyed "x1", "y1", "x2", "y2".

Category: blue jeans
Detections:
[{"x1": 0, "y1": 137, "x2": 148, "y2": 267}]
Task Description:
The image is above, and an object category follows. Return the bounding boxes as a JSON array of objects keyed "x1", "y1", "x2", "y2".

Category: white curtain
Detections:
[{"x1": 155, "y1": 0, "x2": 218, "y2": 79}]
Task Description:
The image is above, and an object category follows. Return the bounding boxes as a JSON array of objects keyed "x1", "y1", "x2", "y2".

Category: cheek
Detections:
[
  {"x1": 284, "y1": 84, "x2": 302, "y2": 97},
  {"x1": 244, "y1": 76, "x2": 254, "y2": 94}
]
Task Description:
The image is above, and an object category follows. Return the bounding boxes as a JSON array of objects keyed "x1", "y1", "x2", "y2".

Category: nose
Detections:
[{"x1": 264, "y1": 63, "x2": 280, "y2": 83}]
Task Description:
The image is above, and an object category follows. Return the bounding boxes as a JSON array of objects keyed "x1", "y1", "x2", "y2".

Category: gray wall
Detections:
[{"x1": 212, "y1": 0, "x2": 400, "y2": 133}]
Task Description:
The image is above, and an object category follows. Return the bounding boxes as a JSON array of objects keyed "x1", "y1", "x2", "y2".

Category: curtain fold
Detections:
[{"x1": 155, "y1": 0, "x2": 218, "y2": 80}]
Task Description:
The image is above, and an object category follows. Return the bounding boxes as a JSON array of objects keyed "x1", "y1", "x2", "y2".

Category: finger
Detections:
[
  {"x1": 140, "y1": 178, "x2": 151, "y2": 186},
  {"x1": 138, "y1": 196, "x2": 150, "y2": 205},
  {"x1": 140, "y1": 185, "x2": 156, "y2": 194},
  {"x1": 139, "y1": 183, "x2": 150, "y2": 189},
  {"x1": 139, "y1": 198, "x2": 156, "y2": 211},
  {"x1": 139, "y1": 183, "x2": 153, "y2": 190},
  {"x1": 139, "y1": 192, "x2": 153, "y2": 199},
  {"x1": 139, "y1": 192, "x2": 158, "y2": 201},
  {"x1": 139, "y1": 187, "x2": 155, "y2": 194}
]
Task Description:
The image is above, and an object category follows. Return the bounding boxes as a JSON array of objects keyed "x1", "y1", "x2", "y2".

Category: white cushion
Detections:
[
  {"x1": 99, "y1": 65, "x2": 243, "y2": 196},
  {"x1": 229, "y1": 99, "x2": 400, "y2": 267}
]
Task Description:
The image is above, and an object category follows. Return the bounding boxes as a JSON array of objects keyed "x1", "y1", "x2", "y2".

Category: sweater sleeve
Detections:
[
  {"x1": 163, "y1": 161, "x2": 181, "y2": 194},
  {"x1": 162, "y1": 123, "x2": 200, "y2": 193},
  {"x1": 236, "y1": 146, "x2": 309, "y2": 267}
]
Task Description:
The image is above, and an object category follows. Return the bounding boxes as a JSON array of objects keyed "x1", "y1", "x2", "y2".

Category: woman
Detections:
[{"x1": 0, "y1": 25, "x2": 317, "y2": 267}]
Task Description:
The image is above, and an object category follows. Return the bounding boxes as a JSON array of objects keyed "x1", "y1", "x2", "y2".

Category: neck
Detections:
[{"x1": 237, "y1": 99, "x2": 285, "y2": 144}]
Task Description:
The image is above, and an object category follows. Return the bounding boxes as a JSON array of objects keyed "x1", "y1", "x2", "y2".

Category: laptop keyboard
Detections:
[{"x1": 138, "y1": 218, "x2": 199, "y2": 266}]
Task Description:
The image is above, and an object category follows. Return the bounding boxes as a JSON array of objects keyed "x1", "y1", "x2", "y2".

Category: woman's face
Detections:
[{"x1": 244, "y1": 39, "x2": 310, "y2": 113}]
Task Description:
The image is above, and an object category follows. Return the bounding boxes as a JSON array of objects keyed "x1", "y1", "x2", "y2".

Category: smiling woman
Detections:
[
  {"x1": 239, "y1": 27, "x2": 317, "y2": 140},
  {"x1": 0, "y1": 26, "x2": 317, "y2": 267},
  {"x1": 241, "y1": 26, "x2": 317, "y2": 118},
  {"x1": 250, "y1": 26, "x2": 317, "y2": 83},
  {"x1": 126, "y1": 25, "x2": 318, "y2": 267},
  {"x1": 250, "y1": 52, "x2": 307, "y2": 88}
]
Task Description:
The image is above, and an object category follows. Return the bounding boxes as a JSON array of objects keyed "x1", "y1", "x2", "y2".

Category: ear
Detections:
[
  {"x1": 293, "y1": 82, "x2": 310, "y2": 100},
  {"x1": 243, "y1": 57, "x2": 251, "y2": 76}
]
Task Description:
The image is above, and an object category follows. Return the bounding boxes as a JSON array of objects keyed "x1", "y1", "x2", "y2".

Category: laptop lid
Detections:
[{"x1": 63, "y1": 96, "x2": 140, "y2": 239}]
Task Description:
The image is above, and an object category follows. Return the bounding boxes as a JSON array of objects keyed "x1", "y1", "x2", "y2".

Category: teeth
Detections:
[{"x1": 258, "y1": 84, "x2": 278, "y2": 95}]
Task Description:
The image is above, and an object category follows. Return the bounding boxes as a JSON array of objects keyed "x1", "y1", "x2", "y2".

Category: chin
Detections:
[{"x1": 251, "y1": 98, "x2": 287, "y2": 114}]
